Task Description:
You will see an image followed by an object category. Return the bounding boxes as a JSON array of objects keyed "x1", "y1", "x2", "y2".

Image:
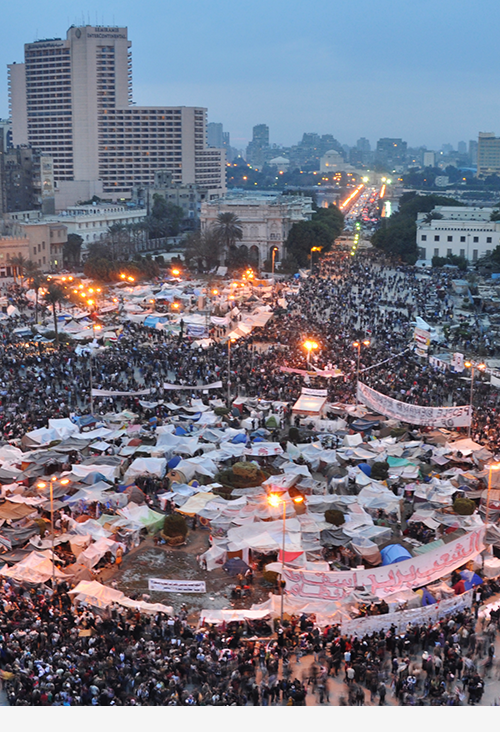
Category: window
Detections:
[
  {"x1": 421, "y1": 234, "x2": 427, "y2": 241},
  {"x1": 473, "y1": 236, "x2": 479, "y2": 243},
  {"x1": 460, "y1": 236, "x2": 466, "y2": 243},
  {"x1": 487, "y1": 237, "x2": 492, "y2": 243},
  {"x1": 447, "y1": 235, "x2": 453, "y2": 242},
  {"x1": 434, "y1": 235, "x2": 440, "y2": 242},
  {"x1": 447, "y1": 249, "x2": 452, "y2": 257},
  {"x1": 486, "y1": 250, "x2": 491, "y2": 256},
  {"x1": 460, "y1": 249, "x2": 465, "y2": 258},
  {"x1": 473, "y1": 249, "x2": 478, "y2": 261},
  {"x1": 434, "y1": 248, "x2": 439, "y2": 257}
]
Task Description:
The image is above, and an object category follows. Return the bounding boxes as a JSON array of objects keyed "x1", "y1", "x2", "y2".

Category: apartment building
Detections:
[{"x1": 8, "y1": 26, "x2": 226, "y2": 205}]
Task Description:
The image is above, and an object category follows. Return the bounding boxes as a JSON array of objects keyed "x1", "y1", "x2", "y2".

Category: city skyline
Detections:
[{"x1": 1, "y1": 0, "x2": 500, "y2": 152}]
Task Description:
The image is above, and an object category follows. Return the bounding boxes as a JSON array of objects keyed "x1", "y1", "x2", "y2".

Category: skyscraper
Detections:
[
  {"x1": 246, "y1": 124, "x2": 269, "y2": 167},
  {"x1": 9, "y1": 26, "x2": 226, "y2": 205}
]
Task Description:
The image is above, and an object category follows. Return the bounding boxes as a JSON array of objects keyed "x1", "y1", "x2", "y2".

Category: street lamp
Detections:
[
  {"x1": 310, "y1": 246, "x2": 322, "y2": 271},
  {"x1": 268, "y1": 491, "x2": 304, "y2": 625},
  {"x1": 353, "y1": 339, "x2": 370, "y2": 405},
  {"x1": 37, "y1": 479, "x2": 55, "y2": 586},
  {"x1": 485, "y1": 462, "x2": 500, "y2": 526},
  {"x1": 303, "y1": 339, "x2": 319, "y2": 368},
  {"x1": 227, "y1": 337, "x2": 236, "y2": 407},
  {"x1": 464, "y1": 360, "x2": 486, "y2": 438},
  {"x1": 271, "y1": 247, "x2": 279, "y2": 284}
]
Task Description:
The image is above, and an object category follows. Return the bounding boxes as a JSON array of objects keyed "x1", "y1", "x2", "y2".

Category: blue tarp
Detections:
[
  {"x1": 358, "y1": 463, "x2": 371, "y2": 477},
  {"x1": 231, "y1": 434, "x2": 247, "y2": 444},
  {"x1": 421, "y1": 587, "x2": 437, "y2": 606},
  {"x1": 167, "y1": 455, "x2": 181, "y2": 470},
  {"x1": 380, "y1": 544, "x2": 412, "y2": 566},
  {"x1": 460, "y1": 570, "x2": 483, "y2": 590}
]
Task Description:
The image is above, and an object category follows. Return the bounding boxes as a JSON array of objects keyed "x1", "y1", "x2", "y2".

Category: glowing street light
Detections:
[
  {"x1": 267, "y1": 491, "x2": 305, "y2": 624},
  {"x1": 303, "y1": 339, "x2": 319, "y2": 368},
  {"x1": 464, "y1": 361, "x2": 486, "y2": 438}
]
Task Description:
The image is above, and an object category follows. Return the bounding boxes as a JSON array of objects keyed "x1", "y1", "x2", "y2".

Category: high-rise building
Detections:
[
  {"x1": 8, "y1": 26, "x2": 226, "y2": 206},
  {"x1": 476, "y1": 132, "x2": 500, "y2": 177},
  {"x1": 246, "y1": 124, "x2": 270, "y2": 167},
  {"x1": 375, "y1": 138, "x2": 407, "y2": 168}
]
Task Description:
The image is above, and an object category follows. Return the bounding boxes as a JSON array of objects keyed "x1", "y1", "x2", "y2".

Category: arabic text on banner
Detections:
[
  {"x1": 301, "y1": 387, "x2": 328, "y2": 398},
  {"x1": 148, "y1": 579, "x2": 206, "y2": 593},
  {"x1": 282, "y1": 527, "x2": 484, "y2": 600},
  {"x1": 357, "y1": 382, "x2": 471, "y2": 427},
  {"x1": 91, "y1": 388, "x2": 152, "y2": 397},
  {"x1": 163, "y1": 381, "x2": 222, "y2": 391}
]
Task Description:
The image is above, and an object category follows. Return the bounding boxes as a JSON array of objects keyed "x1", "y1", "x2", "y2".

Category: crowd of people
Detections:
[{"x1": 0, "y1": 577, "x2": 498, "y2": 706}]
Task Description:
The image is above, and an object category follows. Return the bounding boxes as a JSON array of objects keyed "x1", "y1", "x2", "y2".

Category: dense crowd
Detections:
[{"x1": 1, "y1": 577, "x2": 499, "y2": 706}]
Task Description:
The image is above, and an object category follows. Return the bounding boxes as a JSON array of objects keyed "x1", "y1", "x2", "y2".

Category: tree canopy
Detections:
[
  {"x1": 285, "y1": 205, "x2": 344, "y2": 267},
  {"x1": 371, "y1": 193, "x2": 464, "y2": 264}
]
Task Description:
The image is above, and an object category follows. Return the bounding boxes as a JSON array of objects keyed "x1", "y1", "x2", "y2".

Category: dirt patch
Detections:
[{"x1": 97, "y1": 530, "x2": 273, "y2": 620}]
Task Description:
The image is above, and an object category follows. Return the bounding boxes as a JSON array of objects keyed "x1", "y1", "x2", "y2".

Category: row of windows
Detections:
[
  {"x1": 421, "y1": 234, "x2": 493, "y2": 244},
  {"x1": 432, "y1": 248, "x2": 483, "y2": 261}
]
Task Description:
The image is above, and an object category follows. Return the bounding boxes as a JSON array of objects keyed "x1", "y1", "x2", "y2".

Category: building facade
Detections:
[
  {"x1": 9, "y1": 26, "x2": 226, "y2": 205},
  {"x1": 416, "y1": 206, "x2": 500, "y2": 262},
  {"x1": 476, "y1": 132, "x2": 500, "y2": 178},
  {"x1": 200, "y1": 194, "x2": 313, "y2": 264}
]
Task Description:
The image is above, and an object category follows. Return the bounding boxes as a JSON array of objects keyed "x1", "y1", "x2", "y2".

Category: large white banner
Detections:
[
  {"x1": 283, "y1": 527, "x2": 484, "y2": 601},
  {"x1": 148, "y1": 578, "x2": 206, "y2": 593},
  {"x1": 357, "y1": 382, "x2": 471, "y2": 427},
  {"x1": 340, "y1": 591, "x2": 473, "y2": 637},
  {"x1": 163, "y1": 381, "x2": 222, "y2": 391},
  {"x1": 91, "y1": 388, "x2": 151, "y2": 397}
]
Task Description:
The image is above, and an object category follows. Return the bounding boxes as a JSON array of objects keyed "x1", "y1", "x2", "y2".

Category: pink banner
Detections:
[{"x1": 283, "y1": 528, "x2": 485, "y2": 600}]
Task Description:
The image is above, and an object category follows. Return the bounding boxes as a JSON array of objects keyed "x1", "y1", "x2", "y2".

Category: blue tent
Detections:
[
  {"x1": 460, "y1": 570, "x2": 483, "y2": 590},
  {"x1": 231, "y1": 434, "x2": 247, "y2": 444},
  {"x1": 167, "y1": 455, "x2": 181, "y2": 470},
  {"x1": 421, "y1": 587, "x2": 437, "y2": 606},
  {"x1": 175, "y1": 426, "x2": 187, "y2": 436},
  {"x1": 380, "y1": 544, "x2": 412, "y2": 566},
  {"x1": 223, "y1": 557, "x2": 250, "y2": 576},
  {"x1": 358, "y1": 463, "x2": 371, "y2": 477}
]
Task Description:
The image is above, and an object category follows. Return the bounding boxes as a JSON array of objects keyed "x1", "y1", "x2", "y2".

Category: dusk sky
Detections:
[{"x1": 2, "y1": 0, "x2": 500, "y2": 153}]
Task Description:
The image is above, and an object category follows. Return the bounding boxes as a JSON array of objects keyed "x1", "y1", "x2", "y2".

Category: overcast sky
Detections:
[{"x1": 2, "y1": 0, "x2": 500, "y2": 152}]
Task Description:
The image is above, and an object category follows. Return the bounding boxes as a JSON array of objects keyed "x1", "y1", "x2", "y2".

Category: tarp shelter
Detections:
[
  {"x1": 0, "y1": 551, "x2": 66, "y2": 583},
  {"x1": 223, "y1": 557, "x2": 251, "y2": 576},
  {"x1": 69, "y1": 580, "x2": 173, "y2": 615},
  {"x1": 292, "y1": 393, "x2": 328, "y2": 417},
  {"x1": 176, "y1": 492, "x2": 216, "y2": 516}
]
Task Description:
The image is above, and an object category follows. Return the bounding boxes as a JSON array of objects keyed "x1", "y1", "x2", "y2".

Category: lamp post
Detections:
[
  {"x1": 353, "y1": 339, "x2": 370, "y2": 405},
  {"x1": 310, "y1": 246, "x2": 322, "y2": 271},
  {"x1": 464, "y1": 360, "x2": 486, "y2": 438},
  {"x1": 37, "y1": 479, "x2": 55, "y2": 586},
  {"x1": 227, "y1": 337, "x2": 236, "y2": 407},
  {"x1": 271, "y1": 247, "x2": 279, "y2": 284},
  {"x1": 268, "y1": 492, "x2": 304, "y2": 625},
  {"x1": 303, "y1": 339, "x2": 319, "y2": 369}
]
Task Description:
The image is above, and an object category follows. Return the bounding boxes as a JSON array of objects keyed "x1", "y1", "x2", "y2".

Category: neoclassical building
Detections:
[{"x1": 200, "y1": 193, "x2": 313, "y2": 264}]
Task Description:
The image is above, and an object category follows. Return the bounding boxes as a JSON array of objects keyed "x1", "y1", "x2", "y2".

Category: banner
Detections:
[
  {"x1": 340, "y1": 591, "x2": 472, "y2": 637},
  {"x1": 163, "y1": 380, "x2": 222, "y2": 391},
  {"x1": 281, "y1": 366, "x2": 343, "y2": 378},
  {"x1": 91, "y1": 388, "x2": 151, "y2": 397},
  {"x1": 301, "y1": 387, "x2": 328, "y2": 398},
  {"x1": 148, "y1": 579, "x2": 206, "y2": 593},
  {"x1": 491, "y1": 374, "x2": 500, "y2": 388},
  {"x1": 282, "y1": 527, "x2": 484, "y2": 601},
  {"x1": 357, "y1": 382, "x2": 471, "y2": 427},
  {"x1": 429, "y1": 356, "x2": 449, "y2": 372}
]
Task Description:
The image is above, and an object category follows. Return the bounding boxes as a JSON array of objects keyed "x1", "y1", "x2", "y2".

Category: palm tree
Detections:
[
  {"x1": 43, "y1": 282, "x2": 67, "y2": 348},
  {"x1": 10, "y1": 254, "x2": 28, "y2": 284},
  {"x1": 24, "y1": 261, "x2": 45, "y2": 324},
  {"x1": 213, "y1": 212, "x2": 243, "y2": 262}
]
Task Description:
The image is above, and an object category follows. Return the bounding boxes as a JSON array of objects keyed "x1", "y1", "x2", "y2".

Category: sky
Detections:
[{"x1": 2, "y1": 0, "x2": 500, "y2": 152}]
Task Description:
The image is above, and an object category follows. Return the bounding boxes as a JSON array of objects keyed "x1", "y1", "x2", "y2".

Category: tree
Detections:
[
  {"x1": 64, "y1": 233, "x2": 83, "y2": 268},
  {"x1": 24, "y1": 261, "x2": 45, "y2": 324},
  {"x1": 213, "y1": 212, "x2": 243, "y2": 262},
  {"x1": 285, "y1": 205, "x2": 344, "y2": 267},
  {"x1": 10, "y1": 254, "x2": 28, "y2": 284},
  {"x1": 184, "y1": 228, "x2": 223, "y2": 272},
  {"x1": 43, "y1": 282, "x2": 67, "y2": 348}
]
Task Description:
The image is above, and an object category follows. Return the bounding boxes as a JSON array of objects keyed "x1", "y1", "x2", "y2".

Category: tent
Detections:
[
  {"x1": 380, "y1": 544, "x2": 413, "y2": 566},
  {"x1": 223, "y1": 557, "x2": 251, "y2": 576}
]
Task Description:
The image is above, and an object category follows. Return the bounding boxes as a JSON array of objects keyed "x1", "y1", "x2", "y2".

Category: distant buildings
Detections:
[
  {"x1": 477, "y1": 132, "x2": 500, "y2": 178},
  {"x1": 245, "y1": 124, "x2": 270, "y2": 168},
  {"x1": 416, "y1": 206, "x2": 499, "y2": 262},
  {"x1": 375, "y1": 138, "x2": 407, "y2": 170},
  {"x1": 8, "y1": 25, "x2": 226, "y2": 208},
  {"x1": 200, "y1": 193, "x2": 313, "y2": 264}
]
